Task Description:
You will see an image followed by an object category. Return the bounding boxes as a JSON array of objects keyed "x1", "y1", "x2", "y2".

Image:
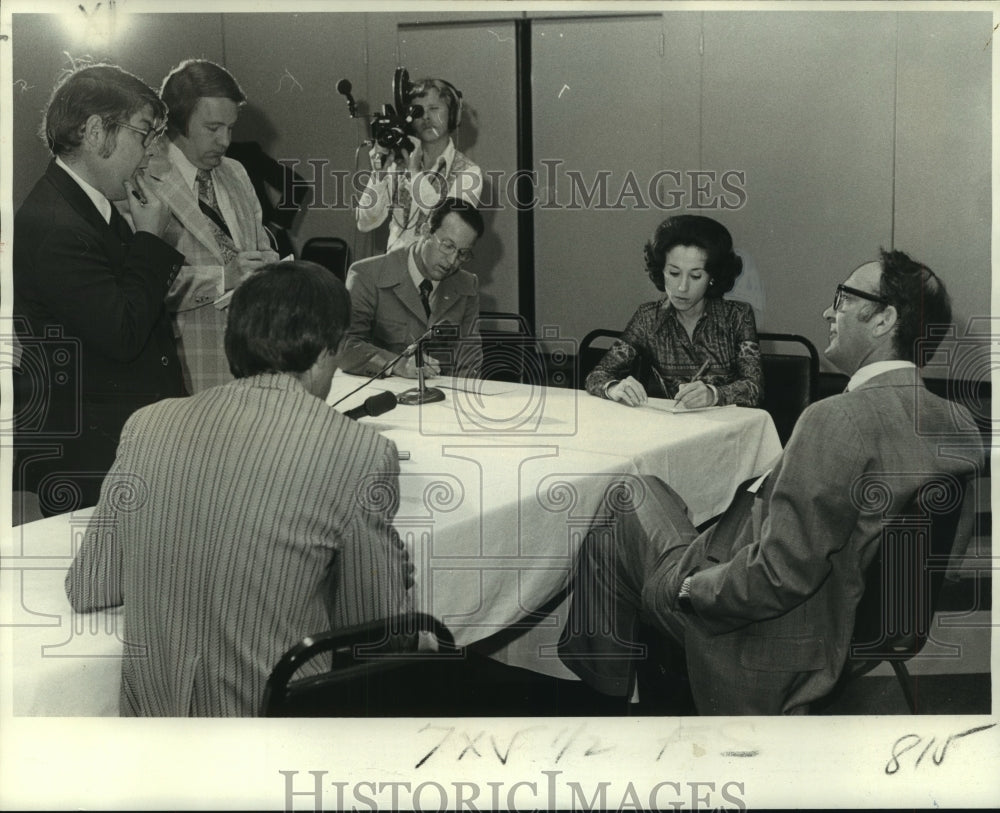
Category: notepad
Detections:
[{"x1": 641, "y1": 398, "x2": 731, "y2": 414}]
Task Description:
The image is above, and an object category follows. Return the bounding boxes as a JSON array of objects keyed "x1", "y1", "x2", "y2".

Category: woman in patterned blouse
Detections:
[{"x1": 586, "y1": 215, "x2": 763, "y2": 409}]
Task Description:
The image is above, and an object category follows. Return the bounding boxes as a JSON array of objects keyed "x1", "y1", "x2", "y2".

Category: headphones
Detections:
[{"x1": 408, "y1": 76, "x2": 464, "y2": 133}]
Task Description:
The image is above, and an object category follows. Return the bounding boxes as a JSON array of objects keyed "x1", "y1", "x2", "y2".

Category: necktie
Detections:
[
  {"x1": 196, "y1": 169, "x2": 238, "y2": 262},
  {"x1": 109, "y1": 204, "x2": 133, "y2": 244},
  {"x1": 419, "y1": 278, "x2": 433, "y2": 319}
]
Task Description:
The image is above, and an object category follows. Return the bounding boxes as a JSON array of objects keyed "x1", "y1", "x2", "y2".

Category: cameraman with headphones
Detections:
[{"x1": 355, "y1": 77, "x2": 483, "y2": 252}]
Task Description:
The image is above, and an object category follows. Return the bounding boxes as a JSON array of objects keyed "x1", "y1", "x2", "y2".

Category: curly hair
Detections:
[
  {"x1": 643, "y1": 215, "x2": 742, "y2": 296},
  {"x1": 875, "y1": 248, "x2": 952, "y2": 365}
]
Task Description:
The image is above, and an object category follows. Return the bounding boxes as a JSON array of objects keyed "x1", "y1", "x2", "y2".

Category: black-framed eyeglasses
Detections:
[
  {"x1": 833, "y1": 284, "x2": 888, "y2": 312},
  {"x1": 432, "y1": 233, "x2": 474, "y2": 263},
  {"x1": 115, "y1": 121, "x2": 166, "y2": 148}
]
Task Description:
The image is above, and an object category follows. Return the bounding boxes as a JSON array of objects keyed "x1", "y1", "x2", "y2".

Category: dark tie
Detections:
[
  {"x1": 419, "y1": 278, "x2": 433, "y2": 319},
  {"x1": 196, "y1": 169, "x2": 238, "y2": 262},
  {"x1": 109, "y1": 204, "x2": 133, "y2": 244}
]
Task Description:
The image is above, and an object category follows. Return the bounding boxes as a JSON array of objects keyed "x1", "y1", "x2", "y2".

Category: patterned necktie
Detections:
[
  {"x1": 108, "y1": 204, "x2": 133, "y2": 244},
  {"x1": 419, "y1": 278, "x2": 433, "y2": 319},
  {"x1": 196, "y1": 169, "x2": 238, "y2": 262}
]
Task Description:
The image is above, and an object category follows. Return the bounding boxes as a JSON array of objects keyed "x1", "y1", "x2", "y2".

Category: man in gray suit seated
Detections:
[
  {"x1": 65, "y1": 261, "x2": 413, "y2": 716},
  {"x1": 559, "y1": 249, "x2": 984, "y2": 715},
  {"x1": 340, "y1": 197, "x2": 484, "y2": 380}
]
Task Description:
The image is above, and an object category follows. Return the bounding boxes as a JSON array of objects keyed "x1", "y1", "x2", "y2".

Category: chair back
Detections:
[
  {"x1": 261, "y1": 613, "x2": 463, "y2": 717},
  {"x1": 850, "y1": 476, "x2": 966, "y2": 662},
  {"x1": 757, "y1": 332, "x2": 820, "y2": 444},
  {"x1": 578, "y1": 329, "x2": 623, "y2": 387},
  {"x1": 300, "y1": 237, "x2": 351, "y2": 281},
  {"x1": 475, "y1": 311, "x2": 546, "y2": 384}
]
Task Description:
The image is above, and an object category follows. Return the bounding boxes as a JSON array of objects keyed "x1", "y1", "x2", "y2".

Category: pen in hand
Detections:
[{"x1": 691, "y1": 360, "x2": 710, "y2": 383}]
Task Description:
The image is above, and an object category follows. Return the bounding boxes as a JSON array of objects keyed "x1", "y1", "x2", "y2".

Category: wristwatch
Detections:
[{"x1": 677, "y1": 576, "x2": 693, "y2": 613}]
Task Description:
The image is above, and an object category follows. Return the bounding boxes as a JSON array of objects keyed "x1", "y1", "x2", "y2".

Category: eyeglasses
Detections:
[
  {"x1": 431, "y1": 233, "x2": 474, "y2": 263},
  {"x1": 833, "y1": 284, "x2": 888, "y2": 312},
  {"x1": 115, "y1": 121, "x2": 166, "y2": 148}
]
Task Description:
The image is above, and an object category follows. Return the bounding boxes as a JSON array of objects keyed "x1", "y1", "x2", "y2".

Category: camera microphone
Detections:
[{"x1": 336, "y1": 78, "x2": 358, "y2": 117}]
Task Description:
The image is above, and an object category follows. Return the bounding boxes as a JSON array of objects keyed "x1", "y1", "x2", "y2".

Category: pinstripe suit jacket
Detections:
[
  {"x1": 65, "y1": 373, "x2": 412, "y2": 716},
  {"x1": 148, "y1": 152, "x2": 278, "y2": 392}
]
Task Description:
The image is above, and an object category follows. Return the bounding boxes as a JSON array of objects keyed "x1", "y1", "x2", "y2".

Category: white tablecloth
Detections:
[{"x1": 4, "y1": 375, "x2": 781, "y2": 715}]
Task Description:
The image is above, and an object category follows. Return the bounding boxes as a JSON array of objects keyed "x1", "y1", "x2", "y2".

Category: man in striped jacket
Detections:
[{"x1": 65, "y1": 261, "x2": 412, "y2": 716}]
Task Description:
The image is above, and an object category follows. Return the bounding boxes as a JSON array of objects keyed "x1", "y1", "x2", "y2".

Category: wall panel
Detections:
[
  {"x1": 701, "y1": 11, "x2": 897, "y2": 362},
  {"x1": 894, "y1": 11, "x2": 992, "y2": 378},
  {"x1": 532, "y1": 14, "x2": 700, "y2": 348},
  {"x1": 223, "y1": 13, "x2": 370, "y2": 257}
]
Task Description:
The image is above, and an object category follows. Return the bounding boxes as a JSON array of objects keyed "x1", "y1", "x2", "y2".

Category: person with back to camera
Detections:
[
  {"x1": 64, "y1": 261, "x2": 413, "y2": 716},
  {"x1": 355, "y1": 77, "x2": 483, "y2": 252},
  {"x1": 585, "y1": 215, "x2": 763, "y2": 410}
]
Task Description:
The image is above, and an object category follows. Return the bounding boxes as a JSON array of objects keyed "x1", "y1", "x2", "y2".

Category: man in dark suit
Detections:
[
  {"x1": 341, "y1": 197, "x2": 484, "y2": 379},
  {"x1": 13, "y1": 64, "x2": 185, "y2": 515},
  {"x1": 65, "y1": 261, "x2": 413, "y2": 716},
  {"x1": 559, "y1": 249, "x2": 984, "y2": 715}
]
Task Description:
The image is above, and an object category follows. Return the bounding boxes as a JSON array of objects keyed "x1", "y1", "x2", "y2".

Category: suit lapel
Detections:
[
  {"x1": 430, "y1": 273, "x2": 467, "y2": 322},
  {"x1": 386, "y1": 250, "x2": 428, "y2": 324},
  {"x1": 151, "y1": 164, "x2": 224, "y2": 261},
  {"x1": 45, "y1": 162, "x2": 123, "y2": 261},
  {"x1": 46, "y1": 161, "x2": 109, "y2": 231}
]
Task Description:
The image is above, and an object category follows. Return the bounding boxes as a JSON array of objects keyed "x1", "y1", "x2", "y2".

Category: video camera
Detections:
[{"x1": 337, "y1": 67, "x2": 423, "y2": 161}]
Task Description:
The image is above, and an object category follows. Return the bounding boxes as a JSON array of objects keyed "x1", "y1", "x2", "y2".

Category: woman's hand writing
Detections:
[{"x1": 675, "y1": 380, "x2": 717, "y2": 409}]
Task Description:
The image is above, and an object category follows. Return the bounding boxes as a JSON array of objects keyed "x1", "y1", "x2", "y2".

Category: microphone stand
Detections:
[{"x1": 397, "y1": 339, "x2": 445, "y2": 405}]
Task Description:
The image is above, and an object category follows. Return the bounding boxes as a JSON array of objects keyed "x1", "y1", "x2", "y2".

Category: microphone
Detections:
[
  {"x1": 401, "y1": 324, "x2": 437, "y2": 358},
  {"x1": 397, "y1": 332, "x2": 446, "y2": 407},
  {"x1": 329, "y1": 325, "x2": 439, "y2": 410},
  {"x1": 343, "y1": 390, "x2": 398, "y2": 421},
  {"x1": 336, "y1": 78, "x2": 359, "y2": 117}
]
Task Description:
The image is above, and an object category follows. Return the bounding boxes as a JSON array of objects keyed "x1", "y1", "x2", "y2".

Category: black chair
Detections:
[
  {"x1": 577, "y1": 328, "x2": 623, "y2": 387},
  {"x1": 578, "y1": 328, "x2": 663, "y2": 393},
  {"x1": 475, "y1": 311, "x2": 546, "y2": 385},
  {"x1": 261, "y1": 613, "x2": 472, "y2": 717},
  {"x1": 300, "y1": 236, "x2": 351, "y2": 281},
  {"x1": 820, "y1": 476, "x2": 968, "y2": 714},
  {"x1": 756, "y1": 332, "x2": 820, "y2": 445}
]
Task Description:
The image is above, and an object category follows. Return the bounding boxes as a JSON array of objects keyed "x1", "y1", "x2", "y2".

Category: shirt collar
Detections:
[
  {"x1": 411, "y1": 137, "x2": 455, "y2": 175},
  {"x1": 846, "y1": 360, "x2": 916, "y2": 391},
  {"x1": 658, "y1": 295, "x2": 720, "y2": 324},
  {"x1": 407, "y1": 243, "x2": 432, "y2": 292},
  {"x1": 167, "y1": 140, "x2": 201, "y2": 192},
  {"x1": 55, "y1": 156, "x2": 112, "y2": 223}
]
